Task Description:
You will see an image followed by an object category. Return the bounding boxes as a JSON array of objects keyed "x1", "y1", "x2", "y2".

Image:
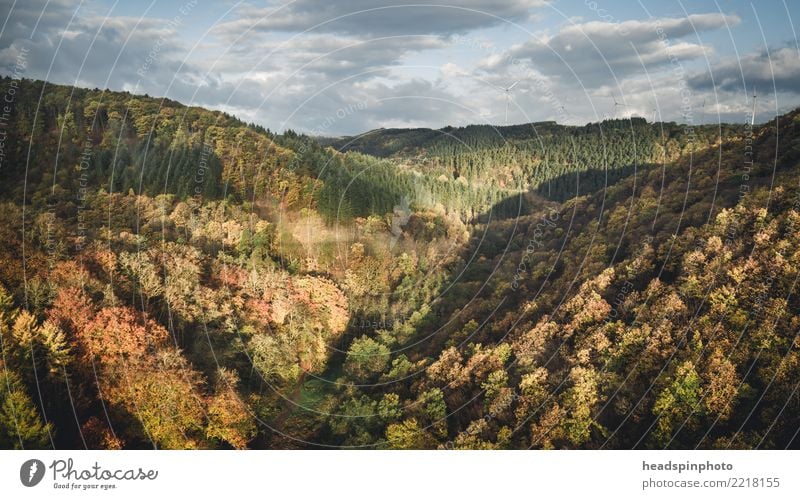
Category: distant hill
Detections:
[{"x1": 329, "y1": 118, "x2": 746, "y2": 201}]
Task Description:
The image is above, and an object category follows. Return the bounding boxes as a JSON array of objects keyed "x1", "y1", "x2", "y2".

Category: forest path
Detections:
[{"x1": 272, "y1": 371, "x2": 307, "y2": 432}]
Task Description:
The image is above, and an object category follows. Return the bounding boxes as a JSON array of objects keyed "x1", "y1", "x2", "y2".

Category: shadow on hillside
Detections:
[
  {"x1": 299, "y1": 113, "x2": 800, "y2": 449},
  {"x1": 534, "y1": 163, "x2": 655, "y2": 203}
]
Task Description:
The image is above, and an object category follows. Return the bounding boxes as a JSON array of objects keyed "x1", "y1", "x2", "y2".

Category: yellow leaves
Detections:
[
  {"x1": 516, "y1": 368, "x2": 549, "y2": 423},
  {"x1": 709, "y1": 284, "x2": 738, "y2": 317},
  {"x1": 529, "y1": 403, "x2": 567, "y2": 450},
  {"x1": 570, "y1": 291, "x2": 611, "y2": 329},
  {"x1": 562, "y1": 366, "x2": 602, "y2": 446},
  {"x1": 349, "y1": 242, "x2": 365, "y2": 261},
  {"x1": 714, "y1": 208, "x2": 736, "y2": 234},
  {"x1": 169, "y1": 201, "x2": 193, "y2": 228},
  {"x1": 270, "y1": 295, "x2": 291, "y2": 325},
  {"x1": 705, "y1": 235, "x2": 724, "y2": 255},
  {"x1": 652, "y1": 360, "x2": 703, "y2": 446},
  {"x1": 254, "y1": 219, "x2": 272, "y2": 234},
  {"x1": 385, "y1": 419, "x2": 435, "y2": 449},
  {"x1": 245, "y1": 274, "x2": 348, "y2": 383},
  {"x1": 221, "y1": 219, "x2": 243, "y2": 248},
  {"x1": 154, "y1": 243, "x2": 203, "y2": 322},
  {"x1": 512, "y1": 320, "x2": 557, "y2": 369},
  {"x1": 206, "y1": 369, "x2": 256, "y2": 450},
  {"x1": 610, "y1": 323, "x2": 647, "y2": 361},
  {"x1": 702, "y1": 349, "x2": 739, "y2": 421},
  {"x1": 727, "y1": 264, "x2": 747, "y2": 285},
  {"x1": 427, "y1": 347, "x2": 468, "y2": 388},
  {"x1": 753, "y1": 228, "x2": 774, "y2": 247},
  {"x1": 106, "y1": 349, "x2": 206, "y2": 449},
  {"x1": 248, "y1": 333, "x2": 301, "y2": 384},
  {"x1": 10, "y1": 310, "x2": 37, "y2": 346},
  {"x1": 682, "y1": 249, "x2": 707, "y2": 273},
  {"x1": 119, "y1": 251, "x2": 163, "y2": 300},
  {"x1": 36, "y1": 321, "x2": 70, "y2": 373},
  {"x1": 464, "y1": 344, "x2": 510, "y2": 384},
  {"x1": 564, "y1": 268, "x2": 614, "y2": 331},
  {"x1": 451, "y1": 418, "x2": 496, "y2": 450},
  {"x1": 623, "y1": 242, "x2": 655, "y2": 281}
]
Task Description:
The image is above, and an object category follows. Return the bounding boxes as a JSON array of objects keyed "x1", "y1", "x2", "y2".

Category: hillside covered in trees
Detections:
[
  {"x1": 1, "y1": 78, "x2": 799, "y2": 449},
  {"x1": 331, "y1": 119, "x2": 745, "y2": 203}
]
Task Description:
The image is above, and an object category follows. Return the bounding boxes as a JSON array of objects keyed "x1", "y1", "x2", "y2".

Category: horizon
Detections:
[
  {"x1": 8, "y1": 76, "x2": 783, "y2": 140},
  {"x1": 1, "y1": 1, "x2": 798, "y2": 135}
]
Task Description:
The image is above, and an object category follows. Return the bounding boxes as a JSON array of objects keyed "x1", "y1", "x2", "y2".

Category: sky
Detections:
[{"x1": 1, "y1": 0, "x2": 799, "y2": 135}]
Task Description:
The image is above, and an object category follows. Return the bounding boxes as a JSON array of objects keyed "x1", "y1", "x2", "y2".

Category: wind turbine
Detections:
[
  {"x1": 700, "y1": 99, "x2": 706, "y2": 125},
  {"x1": 750, "y1": 87, "x2": 757, "y2": 126},
  {"x1": 501, "y1": 80, "x2": 520, "y2": 125},
  {"x1": 610, "y1": 92, "x2": 624, "y2": 118}
]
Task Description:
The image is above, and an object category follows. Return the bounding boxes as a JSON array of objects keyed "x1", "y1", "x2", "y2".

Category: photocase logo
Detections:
[{"x1": 20, "y1": 459, "x2": 45, "y2": 487}]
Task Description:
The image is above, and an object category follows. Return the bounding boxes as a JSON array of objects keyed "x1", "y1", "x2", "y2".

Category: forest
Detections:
[{"x1": 1, "y1": 77, "x2": 800, "y2": 449}]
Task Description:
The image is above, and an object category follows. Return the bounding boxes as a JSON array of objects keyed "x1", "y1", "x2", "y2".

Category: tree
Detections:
[
  {"x1": 80, "y1": 417, "x2": 123, "y2": 450},
  {"x1": 345, "y1": 336, "x2": 390, "y2": 382},
  {"x1": 119, "y1": 251, "x2": 163, "y2": 309},
  {"x1": 105, "y1": 350, "x2": 206, "y2": 449},
  {"x1": 36, "y1": 320, "x2": 71, "y2": 377},
  {"x1": 0, "y1": 365, "x2": 52, "y2": 449},
  {"x1": 249, "y1": 332, "x2": 302, "y2": 385},
  {"x1": 206, "y1": 369, "x2": 256, "y2": 449},
  {"x1": 419, "y1": 388, "x2": 448, "y2": 437},
  {"x1": 702, "y1": 349, "x2": 739, "y2": 421},
  {"x1": 652, "y1": 361, "x2": 703, "y2": 447},
  {"x1": 377, "y1": 393, "x2": 402, "y2": 423},
  {"x1": 77, "y1": 306, "x2": 169, "y2": 366},
  {"x1": 385, "y1": 419, "x2": 435, "y2": 449},
  {"x1": 561, "y1": 366, "x2": 602, "y2": 446}
]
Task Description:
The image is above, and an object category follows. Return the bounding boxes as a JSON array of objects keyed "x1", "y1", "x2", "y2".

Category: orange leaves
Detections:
[
  {"x1": 79, "y1": 306, "x2": 169, "y2": 367},
  {"x1": 426, "y1": 347, "x2": 468, "y2": 388},
  {"x1": 245, "y1": 298, "x2": 272, "y2": 328},
  {"x1": 80, "y1": 417, "x2": 123, "y2": 450},
  {"x1": 294, "y1": 275, "x2": 349, "y2": 335},
  {"x1": 48, "y1": 260, "x2": 92, "y2": 290},
  {"x1": 214, "y1": 261, "x2": 248, "y2": 289},
  {"x1": 47, "y1": 287, "x2": 93, "y2": 335}
]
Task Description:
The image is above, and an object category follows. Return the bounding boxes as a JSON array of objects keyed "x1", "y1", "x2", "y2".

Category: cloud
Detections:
[
  {"x1": 208, "y1": 34, "x2": 447, "y2": 81},
  {"x1": 484, "y1": 13, "x2": 738, "y2": 87},
  {"x1": 688, "y1": 46, "x2": 800, "y2": 94},
  {"x1": 356, "y1": 79, "x2": 477, "y2": 129},
  {"x1": 257, "y1": 78, "x2": 473, "y2": 135},
  {"x1": 212, "y1": 0, "x2": 545, "y2": 37},
  {"x1": 441, "y1": 62, "x2": 468, "y2": 79},
  {"x1": 0, "y1": 0, "x2": 190, "y2": 93},
  {"x1": 1, "y1": 2, "x2": 797, "y2": 134},
  {"x1": 0, "y1": 1, "x2": 468, "y2": 135}
]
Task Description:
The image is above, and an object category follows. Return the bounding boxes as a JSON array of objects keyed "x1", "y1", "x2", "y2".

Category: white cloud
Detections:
[
  {"x1": 1, "y1": 2, "x2": 796, "y2": 133},
  {"x1": 485, "y1": 14, "x2": 739, "y2": 87},
  {"x1": 212, "y1": 0, "x2": 546, "y2": 37},
  {"x1": 441, "y1": 62, "x2": 467, "y2": 78},
  {"x1": 689, "y1": 46, "x2": 800, "y2": 94}
]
